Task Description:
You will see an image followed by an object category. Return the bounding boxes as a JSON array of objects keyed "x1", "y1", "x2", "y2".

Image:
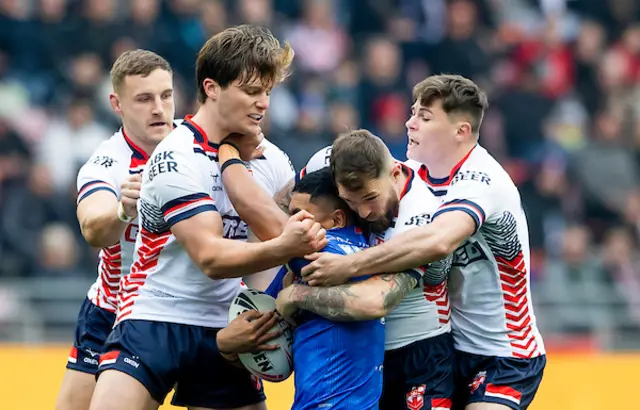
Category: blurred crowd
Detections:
[{"x1": 1, "y1": 0, "x2": 640, "y2": 345}]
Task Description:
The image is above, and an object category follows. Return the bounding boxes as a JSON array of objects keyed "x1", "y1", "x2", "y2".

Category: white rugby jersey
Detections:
[
  {"x1": 370, "y1": 164, "x2": 452, "y2": 351},
  {"x1": 116, "y1": 116, "x2": 294, "y2": 328},
  {"x1": 419, "y1": 144, "x2": 545, "y2": 359},
  {"x1": 76, "y1": 124, "x2": 179, "y2": 312}
]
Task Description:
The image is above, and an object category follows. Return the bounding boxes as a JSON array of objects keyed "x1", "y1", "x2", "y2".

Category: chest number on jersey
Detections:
[{"x1": 148, "y1": 151, "x2": 178, "y2": 181}]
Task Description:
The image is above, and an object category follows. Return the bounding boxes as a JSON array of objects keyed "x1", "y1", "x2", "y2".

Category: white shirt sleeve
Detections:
[
  {"x1": 76, "y1": 145, "x2": 121, "y2": 204},
  {"x1": 433, "y1": 169, "x2": 503, "y2": 233},
  {"x1": 251, "y1": 139, "x2": 296, "y2": 195},
  {"x1": 143, "y1": 147, "x2": 217, "y2": 228}
]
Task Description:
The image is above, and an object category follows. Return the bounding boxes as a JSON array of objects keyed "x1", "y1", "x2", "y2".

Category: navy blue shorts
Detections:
[
  {"x1": 453, "y1": 351, "x2": 546, "y2": 410},
  {"x1": 97, "y1": 319, "x2": 266, "y2": 408},
  {"x1": 66, "y1": 297, "x2": 116, "y2": 375},
  {"x1": 380, "y1": 333, "x2": 456, "y2": 410}
]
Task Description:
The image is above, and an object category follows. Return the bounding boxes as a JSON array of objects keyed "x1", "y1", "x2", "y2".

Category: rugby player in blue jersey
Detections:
[{"x1": 218, "y1": 168, "x2": 388, "y2": 409}]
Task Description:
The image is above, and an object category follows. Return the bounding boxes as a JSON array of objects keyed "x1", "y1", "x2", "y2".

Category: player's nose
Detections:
[
  {"x1": 256, "y1": 92, "x2": 270, "y2": 111},
  {"x1": 152, "y1": 97, "x2": 164, "y2": 115},
  {"x1": 357, "y1": 205, "x2": 372, "y2": 219},
  {"x1": 405, "y1": 116, "x2": 417, "y2": 130}
]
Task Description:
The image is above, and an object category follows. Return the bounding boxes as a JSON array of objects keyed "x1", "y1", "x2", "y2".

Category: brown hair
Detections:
[
  {"x1": 110, "y1": 49, "x2": 172, "y2": 93},
  {"x1": 412, "y1": 74, "x2": 488, "y2": 134},
  {"x1": 331, "y1": 129, "x2": 393, "y2": 191},
  {"x1": 196, "y1": 25, "x2": 295, "y2": 103}
]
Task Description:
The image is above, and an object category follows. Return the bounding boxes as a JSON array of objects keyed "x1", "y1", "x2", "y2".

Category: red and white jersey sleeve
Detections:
[
  {"x1": 422, "y1": 145, "x2": 545, "y2": 359},
  {"x1": 76, "y1": 129, "x2": 148, "y2": 313}
]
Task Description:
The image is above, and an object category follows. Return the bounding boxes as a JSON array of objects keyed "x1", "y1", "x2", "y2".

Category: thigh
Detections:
[
  {"x1": 96, "y1": 320, "x2": 181, "y2": 405},
  {"x1": 90, "y1": 369, "x2": 159, "y2": 410},
  {"x1": 460, "y1": 353, "x2": 546, "y2": 410},
  {"x1": 56, "y1": 369, "x2": 96, "y2": 410},
  {"x1": 172, "y1": 327, "x2": 266, "y2": 409}
]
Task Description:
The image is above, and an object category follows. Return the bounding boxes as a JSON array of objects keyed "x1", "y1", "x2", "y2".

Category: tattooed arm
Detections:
[
  {"x1": 274, "y1": 178, "x2": 294, "y2": 213},
  {"x1": 275, "y1": 272, "x2": 418, "y2": 322}
]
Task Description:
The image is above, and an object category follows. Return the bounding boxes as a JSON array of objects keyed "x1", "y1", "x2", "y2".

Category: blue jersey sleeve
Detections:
[{"x1": 264, "y1": 266, "x2": 288, "y2": 298}]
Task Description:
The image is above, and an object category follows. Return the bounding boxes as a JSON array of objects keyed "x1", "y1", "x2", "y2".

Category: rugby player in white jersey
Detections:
[
  {"x1": 56, "y1": 50, "x2": 177, "y2": 410},
  {"x1": 302, "y1": 75, "x2": 546, "y2": 410},
  {"x1": 274, "y1": 130, "x2": 456, "y2": 410},
  {"x1": 89, "y1": 26, "x2": 326, "y2": 410}
]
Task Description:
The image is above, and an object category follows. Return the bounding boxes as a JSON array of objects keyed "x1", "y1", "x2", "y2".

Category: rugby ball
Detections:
[{"x1": 228, "y1": 288, "x2": 294, "y2": 382}]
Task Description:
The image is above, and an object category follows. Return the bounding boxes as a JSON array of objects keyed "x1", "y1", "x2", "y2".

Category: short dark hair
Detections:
[
  {"x1": 412, "y1": 74, "x2": 488, "y2": 134},
  {"x1": 293, "y1": 168, "x2": 350, "y2": 214},
  {"x1": 196, "y1": 25, "x2": 294, "y2": 103},
  {"x1": 110, "y1": 49, "x2": 172, "y2": 94},
  {"x1": 331, "y1": 129, "x2": 392, "y2": 192}
]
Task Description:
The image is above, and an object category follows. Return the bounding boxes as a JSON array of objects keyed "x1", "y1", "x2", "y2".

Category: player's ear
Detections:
[
  {"x1": 202, "y1": 78, "x2": 220, "y2": 101},
  {"x1": 455, "y1": 120, "x2": 472, "y2": 141},
  {"x1": 390, "y1": 162, "x2": 402, "y2": 182},
  {"x1": 109, "y1": 93, "x2": 122, "y2": 116},
  {"x1": 331, "y1": 209, "x2": 347, "y2": 229}
]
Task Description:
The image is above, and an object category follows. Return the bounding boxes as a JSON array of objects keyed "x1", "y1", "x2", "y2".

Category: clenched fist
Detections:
[
  {"x1": 279, "y1": 210, "x2": 328, "y2": 258},
  {"x1": 120, "y1": 173, "x2": 142, "y2": 219}
]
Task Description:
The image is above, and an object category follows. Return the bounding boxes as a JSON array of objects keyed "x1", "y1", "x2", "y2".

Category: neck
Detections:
[
  {"x1": 424, "y1": 141, "x2": 476, "y2": 179},
  {"x1": 190, "y1": 104, "x2": 228, "y2": 145},
  {"x1": 122, "y1": 124, "x2": 155, "y2": 156}
]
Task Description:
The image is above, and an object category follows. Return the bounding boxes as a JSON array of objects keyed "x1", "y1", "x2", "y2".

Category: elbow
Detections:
[
  {"x1": 80, "y1": 223, "x2": 111, "y2": 248},
  {"x1": 199, "y1": 256, "x2": 224, "y2": 279},
  {"x1": 357, "y1": 297, "x2": 388, "y2": 320}
]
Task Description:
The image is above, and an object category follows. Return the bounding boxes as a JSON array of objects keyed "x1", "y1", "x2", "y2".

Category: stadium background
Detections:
[{"x1": 0, "y1": 0, "x2": 639, "y2": 408}]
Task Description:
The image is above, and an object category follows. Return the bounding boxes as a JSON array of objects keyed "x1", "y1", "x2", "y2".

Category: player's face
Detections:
[
  {"x1": 216, "y1": 75, "x2": 270, "y2": 137},
  {"x1": 112, "y1": 68, "x2": 175, "y2": 146},
  {"x1": 337, "y1": 173, "x2": 399, "y2": 234},
  {"x1": 289, "y1": 193, "x2": 343, "y2": 230},
  {"x1": 405, "y1": 99, "x2": 458, "y2": 164}
]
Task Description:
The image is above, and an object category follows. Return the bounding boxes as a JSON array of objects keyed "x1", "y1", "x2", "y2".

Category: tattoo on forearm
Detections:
[
  {"x1": 291, "y1": 284, "x2": 359, "y2": 321},
  {"x1": 274, "y1": 180, "x2": 294, "y2": 213},
  {"x1": 380, "y1": 273, "x2": 418, "y2": 313}
]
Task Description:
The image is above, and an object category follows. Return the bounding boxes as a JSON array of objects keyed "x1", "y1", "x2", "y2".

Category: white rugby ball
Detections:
[{"x1": 228, "y1": 288, "x2": 294, "y2": 382}]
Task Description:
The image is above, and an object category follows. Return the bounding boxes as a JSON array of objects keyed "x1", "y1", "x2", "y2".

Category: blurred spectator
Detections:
[
  {"x1": 36, "y1": 95, "x2": 109, "y2": 194},
  {"x1": 37, "y1": 222, "x2": 83, "y2": 277},
  {"x1": 1, "y1": 165, "x2": 76, "y2": 277}
]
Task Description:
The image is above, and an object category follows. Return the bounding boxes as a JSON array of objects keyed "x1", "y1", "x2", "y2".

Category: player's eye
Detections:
[
  {"x1": 162, "y1": 91, "x2": 173, "y2": 99},
  {"x1": 366, "y1": 196, "x2": 378, "y2": 202}
]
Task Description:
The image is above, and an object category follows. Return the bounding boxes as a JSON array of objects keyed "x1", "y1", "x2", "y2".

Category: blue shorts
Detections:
[
  {"x1": 453, "y1": 351, "x2": 546, "y2": 410},
  {"x1": 97, "y1": 319, "x2": 266, "y2": 408},
  {"x1": 380, "y1": 333, "x2": 456, "y2": 410},
  {"x1": 66, "y1": 297, "x2": 116, "y2": 375}
]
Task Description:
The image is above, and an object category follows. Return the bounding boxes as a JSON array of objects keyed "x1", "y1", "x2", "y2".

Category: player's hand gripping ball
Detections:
[{"x1": 228, "y1": 289, "x2": 294, "y2": 382}]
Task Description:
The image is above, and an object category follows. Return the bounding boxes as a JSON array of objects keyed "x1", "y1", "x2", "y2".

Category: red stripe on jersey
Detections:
[{"x1": 116, "y1": 227, "x2": 171, "y2": 322}]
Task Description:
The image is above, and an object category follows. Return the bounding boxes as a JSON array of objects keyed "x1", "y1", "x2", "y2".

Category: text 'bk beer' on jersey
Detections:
[{"x1": 116, "y1": 117, "x2": 294, "y2": 327}]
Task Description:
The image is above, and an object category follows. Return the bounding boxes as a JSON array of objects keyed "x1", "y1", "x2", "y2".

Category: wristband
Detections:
[
  {"x1": 117, "y1": 201, "x2": 134, "y2": 223},
  {"x1": 221, "y1": 158, "x2": 246, "y2": 174},
  {"x1": 219, "y1": 140, "x2": 241, "y2": 153}
]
